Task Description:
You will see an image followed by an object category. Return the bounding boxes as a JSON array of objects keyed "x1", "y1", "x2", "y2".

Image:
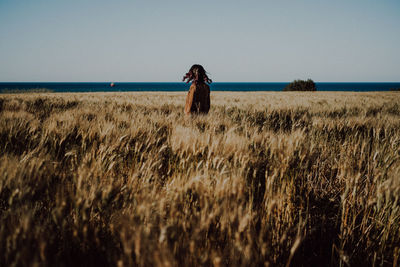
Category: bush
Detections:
[{"x1": 283, "y1": 79, "x2": 316, "y2": 91}]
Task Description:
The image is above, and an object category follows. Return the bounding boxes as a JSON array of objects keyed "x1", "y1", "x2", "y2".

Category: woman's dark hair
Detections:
[{"x1": 182, "y1": 64, "x2": 212, "y2": 84}]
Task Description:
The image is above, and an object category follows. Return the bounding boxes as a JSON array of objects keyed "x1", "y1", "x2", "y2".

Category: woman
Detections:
[{"x1": 182, "y1": 64, "x2": 212, "y2": 115}]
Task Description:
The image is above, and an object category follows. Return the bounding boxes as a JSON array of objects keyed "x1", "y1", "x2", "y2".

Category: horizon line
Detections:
[{"x1": 1, "y1": 81, "x2": 400, "y2": 83}]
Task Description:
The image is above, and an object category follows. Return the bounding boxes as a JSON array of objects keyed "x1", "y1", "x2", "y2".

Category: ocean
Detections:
[{"x1": 0, "y1": 82, "x2": 400, "y2": 92}]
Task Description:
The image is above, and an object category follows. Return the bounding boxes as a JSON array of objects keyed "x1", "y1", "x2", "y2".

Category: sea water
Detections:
[{"x1": 0, "y1": 82, "x2": 399, "y2": 92}]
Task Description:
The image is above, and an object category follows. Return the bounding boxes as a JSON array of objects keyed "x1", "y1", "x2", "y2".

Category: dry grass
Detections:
[{"x1": 0, "y1": 91, "x2": 399, "y2": 266}]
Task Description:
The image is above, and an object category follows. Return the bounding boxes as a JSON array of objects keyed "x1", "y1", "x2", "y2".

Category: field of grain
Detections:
[{"x1": 0, "y1": 92, "x2": 399, "y2": 266}]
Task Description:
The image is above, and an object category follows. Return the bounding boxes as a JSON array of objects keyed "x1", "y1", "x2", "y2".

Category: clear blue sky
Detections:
[{"x1": 1, "y1": 0, "x2": 399, "y2": 82}]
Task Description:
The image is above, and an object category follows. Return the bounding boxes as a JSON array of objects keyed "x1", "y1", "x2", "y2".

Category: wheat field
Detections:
[{"x1": 0, "y1": 92, "x2": 399, "y2": 266}]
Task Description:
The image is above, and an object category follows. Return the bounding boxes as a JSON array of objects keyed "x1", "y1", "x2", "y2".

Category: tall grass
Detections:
[{"x1": 0, "y1": 92, "x2": 399, "y2": 266}]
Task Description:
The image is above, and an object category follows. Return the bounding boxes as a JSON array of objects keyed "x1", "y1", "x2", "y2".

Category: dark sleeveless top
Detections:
[{"x1": 184, "y1": 83, "x2": 210, "y2": 114}]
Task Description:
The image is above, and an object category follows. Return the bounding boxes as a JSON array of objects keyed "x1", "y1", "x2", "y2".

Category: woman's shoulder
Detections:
[
  {"x1": 202, "y1": 83, "x2": 210, "y2": 91},
  {"x1": 191, "y1": 83, "x2": 210, "y2": 89}
]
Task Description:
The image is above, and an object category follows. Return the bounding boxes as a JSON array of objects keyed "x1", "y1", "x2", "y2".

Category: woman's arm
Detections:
[
  {"x1": 205, "y1": 85, "x2": 210, "y2": 113},
  {"x1": 184, "y1": 84, "x2": 195, "y2": 114}
]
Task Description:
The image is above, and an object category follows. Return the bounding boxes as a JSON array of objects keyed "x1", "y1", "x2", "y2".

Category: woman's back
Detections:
[
  {"x1": 182, "y1": 64, "x2": 212, "y2": 115},
  {"x1": 184, "y1": 82, "x2": 210, "y2": 114}
]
